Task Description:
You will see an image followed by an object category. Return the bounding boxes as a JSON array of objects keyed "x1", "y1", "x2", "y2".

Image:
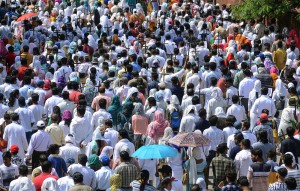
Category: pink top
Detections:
[{"x1": 131, "y1": 114, "x2": 148, "y2": 135}]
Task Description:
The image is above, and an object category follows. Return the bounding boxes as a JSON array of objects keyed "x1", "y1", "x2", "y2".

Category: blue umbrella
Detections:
[{"x1": 132, "y1": 144, "x2": 178, "y2": 159}]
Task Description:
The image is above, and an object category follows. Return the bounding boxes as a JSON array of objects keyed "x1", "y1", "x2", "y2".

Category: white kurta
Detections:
[{"x1": 70, "y1": 116, "x2": 93, "y2": 149}]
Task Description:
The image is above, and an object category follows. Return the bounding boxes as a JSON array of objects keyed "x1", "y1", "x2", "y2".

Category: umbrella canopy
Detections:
[
  {"x1": 17, "y1": 13, "x2": 37, "y2": 22},
  {"x1": 132, "y1": 144, "x2": 177, "y2": 159},
  {"x1": 168, "y1": 132, "x2": 210, "y2": 147}
]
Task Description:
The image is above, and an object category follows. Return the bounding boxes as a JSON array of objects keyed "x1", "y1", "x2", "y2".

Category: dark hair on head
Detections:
[
  {"x1": 148, "y1": 97, "x2": 156, "y2": 106},
  {"x1": 77, "y1": 105, "x2": 86, "y2": 117},
  {"x1": 62, "y1": 91, "x2": 69, "y2": 100},
  {"x1": 238, "y1": 176, "x2": 249, "y2": 186},
  {"x1": 31, "y1": 93, "x2": 39, "y2": 104},
  {"x1": 258, "y1": 130, "x2": 268, "y2": 143},
  {"x1": 283, "y1": 153, "x2": 294, "y2": 166},
  {"x1": 241, "y1": 139, "x2": 251, "y2": 149},
  {"x1": 11, "y1": 112, "x2": 19, "y2": 121},
  {"x1": 39, "y1": 154, "x2": 48, "y2": 162},
  {"x1": 286, "y1": 126, "x2": 295, "y2": 138},
  {"x1": 192, "y1": 96, "x2": 200, "y2": 105},
  {"x1": 99, "y1": 98, "x2": 107, "y2": 109},
  {"x1": 226, "y1": 115, "x2": 236, "y2": 126},
  {"x1": 285, "y1": 177, "x2": 297, "y2": 190},
  {"x1": 52, "y1": 87, "x2": 59, "y2": 95},
  {"x1": 19, "y1": 165, "x2": 29, "y2": 176},
  {"x1": 210, "y1": 77, "x2": 218, "y2": 86},
  {"x1": 41, "y1": 161, "x2": 52, "y2": 172},
  {"x1": 226, "y1": 171, "x2": 237, "y2": 182},
  {"x1": 187, "y1": 88, "x2": 194, "y2": 96},
  {"x1": 209, "y1": 115, "x2": 218, "y2": 126},
  {"x1": 23, "y1": 76, "x2": 31, "y2": 85},
  {"x1": 242, "y1": 120, "x2": 250, "y2": 130},
  {"x1": 48, "y1": 144, "x2": 60, "y2": 154},
  {"x1": 251, "y1": 148, "x2": 263, "y2": 158},
  {"x1": 78, "y1": 154, "x2": 88, "y2": 164},
  {"x1": 2, "y1": 151, "x2": 11, "y2": 159},
  {"x1": 18, "y1": 96, "x2": 26, "y2": 107},
  {"x1": 140, "y1": 170, "x2": 150, "y2": 191},
  {"x1": 73, "y1": 172, "x2": 84, "y2": 183},
  {"x1": 160, "y1": 178, "x2": 172, "y2": 191},
  {"x1": 261, "y1": 87, "x2": 268, "y2": 95},
  {"x1": 120, "y1": 150, "x2": 130, "y2": 161},
  {"x1": 232, "y1": 95, "x2": 239, "y2": 103},
  {"x1": 105, "y1": 119, "x2": 112, "y2": 127},
  {"x1": 119, "y1": 129, "x2": 129, "y2": 139},
  {"x1": 8, "y1": 89, "x2": 19, "y2": 107}
]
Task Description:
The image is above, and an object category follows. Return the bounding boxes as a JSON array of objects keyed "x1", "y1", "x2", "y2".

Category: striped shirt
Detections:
[
  {"x1": 286, "y1": 170, "x2": 300, "y2": 190},
  {"x1": 268, "y1": 182, "x2": 287, "y2": 191}
]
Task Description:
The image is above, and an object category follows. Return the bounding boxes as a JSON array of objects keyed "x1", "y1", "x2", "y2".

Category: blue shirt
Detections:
[
  {"x1": 131, "y1": 62, "x2": 141, "y2": 72},
  {"x1": 48, "y1": 155, "x2": 67, "y2": 178}
]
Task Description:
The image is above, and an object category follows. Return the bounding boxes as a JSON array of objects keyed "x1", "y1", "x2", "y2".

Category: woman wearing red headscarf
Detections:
[{"x1": 147, "y1": 110, "x2": 169, "y2": 144}]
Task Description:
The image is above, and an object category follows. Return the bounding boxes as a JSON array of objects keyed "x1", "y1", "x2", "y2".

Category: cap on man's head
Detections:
[
  {"x1": 37, "y1": 120, "x2": 45, "y2": 127},
  {"x1": 10, "y1": 145, "x2": 19, "y2": 153},
  {"x1": 158, "y1": 165, "x2": 172, "y2": 174},
  {"x1": 100, "y1": 156, "x2": 110, "y2": 165},
  {"x1": 260, "y1": 113, "x2": 268, "y2": 120}
]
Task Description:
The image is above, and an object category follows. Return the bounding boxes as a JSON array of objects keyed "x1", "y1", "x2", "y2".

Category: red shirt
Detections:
[
  {"x1": 69, "y1": 91, "x2": 82, "y2": 104},
  {"x1": 33, "y1": 173, "x2": 58, "y2": 191},
  {"x1": 5, "y1": 52, "x2": 16, "y2": 73},
  {"x1": 17, "y1": 65, "x2": 30, "y2": 81}
]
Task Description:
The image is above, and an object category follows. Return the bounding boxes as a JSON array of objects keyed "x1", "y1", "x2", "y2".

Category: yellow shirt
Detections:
[
  {"x1": 45, "y1": 123, "x2": 65, "y2": 146},
  {"x1": 273, "y1": 48, "x2": 287, "y2": 70}
]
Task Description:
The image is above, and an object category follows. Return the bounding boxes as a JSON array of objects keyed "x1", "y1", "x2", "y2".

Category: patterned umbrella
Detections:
[{"x1": 168, "y1": 132, "x2": 210, "y2": 147}]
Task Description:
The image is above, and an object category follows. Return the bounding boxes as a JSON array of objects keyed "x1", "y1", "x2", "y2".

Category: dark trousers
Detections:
[
  {"x1": 26, "y1": 131, "x2": 32, "y2": 144},
  {"x1": 204, "y1": 150, "x2": 217, "y2": 189},
  {"x1": 32, "y1": 150, "x2": 48, "y2": 170}
]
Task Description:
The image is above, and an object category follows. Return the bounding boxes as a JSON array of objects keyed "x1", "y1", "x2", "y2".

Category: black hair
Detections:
[
  {"x1": 48, "y1": 144, "x2": 60, "y2": 154},
  {"x1": 140, "y1": 170, "x2": 150, "y2": 191},
  {"x1": 285, "y1": 177, "x2": 297, "y2": 190},
  {"x1": 19, "y1": 165, "x2": 29, "y2": 176},
  {"x1": 251, "y1": 148, "x2": 263, "y2": 159},
  {"x1": 73, "y1": 172, "x2": 84, "y2": 183},
  {"x1": 209, "y1": 115, "x2": 218, "y2": 126},
  {"x1": 241, "y1": 139, "x2": 251, "y2": 149},
  {"x1": 78, "y1": 154, "x2": 88, "y2": 165},
  {"x1": 41, "y1": 161, "x2": 52, "y2": 172}
]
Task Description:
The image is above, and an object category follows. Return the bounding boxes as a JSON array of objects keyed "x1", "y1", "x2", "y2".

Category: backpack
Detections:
[{"x1": 170, "y1": 110, "x2": 181, "y2": 130}]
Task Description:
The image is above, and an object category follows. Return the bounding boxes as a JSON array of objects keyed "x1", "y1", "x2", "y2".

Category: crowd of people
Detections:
[{"x1": 0, "y1": 0, "x2": 300, "y2": 190}]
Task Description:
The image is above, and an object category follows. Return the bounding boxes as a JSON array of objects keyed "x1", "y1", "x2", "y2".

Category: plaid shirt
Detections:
[
  {"x1": 212, "y1": 154, "x2": 235, "y2": 187},
  {"x1": 115, "y1": 162, "x2": 138, "y2": 188}
]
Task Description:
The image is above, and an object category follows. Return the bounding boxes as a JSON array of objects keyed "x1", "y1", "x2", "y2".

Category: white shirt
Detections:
[
  {"x1": 9, "y1": 176, "x2": 36, "y2": 191},
  {"x1": 0, "y1": 164, "x2": 19, "y2": 188},
  {"x1": 113, "y1": 139, "x2": 135, "y2": 162},
  {"x1": 0, "y1": 104, "x2": 9, "y2": 119},
  {"x1": 26, "y1": 130, "x2": 52, "y2": 156},
  {"x1": 57, "y1": 176, "x2": 74, "y2": 191},
  {"x1": 179, "y1": 115, "x2": 196, "y2": 133},
  {"x1": 68, "y1": 164, "x2": 97, "y2": 189},
  {"x1": 70, "y1": 116, "x2": 93, "y2": 147},
  {"x1": 14, "y1": 107, "x2": 35, "y2": 132},
  {"x1": 239, "y1": 77, "x2": 255, "y2": 98},
  {"x1": 28, "y1": 104, "x2": 44, "y2": 130},
  {"x1": 91, "y1": 109, "x2": 112, "y2": 129},
  {"x1": 242, "y1": 130, "x2": 257, "y2": 145},
  {"x1": 104, "y1": 128, "x2": 119, "y2": 147},
  {"x1": 95, "y1": 166, "x2": 115, "y2": 190},
  {"x1": 203, "y1": 126, "x2": 225, "y2": 151},
  {"x1": 223, "y1": 127, "x2": 236, "y2": 142},
  {"x1": 59, "y1": 143, "x2": 81, "y2": 164},
  {"x1": 57, "y1": 100, "x2": 76, "y2": 114},
  {"x1": 226, "y1": 104, "x2": 247, "y2": 123},
  {"x1": 44, "y1": 95, "x2": 63, "y2": 117},
  {"x1": 33, "y1": 88, "x2": 47, "y2": 106},
  {"x1": 3, "y1": 122, "x2": 28, "y2": 159},
  {"x1": 234, "y1": 149, "x2": 253, "y2": 177},
  {"x1": 250, "y1": 95, "x2": 276, "y2": 117},
  {"x1": 58, "y1": 121, "x2": 71, "y2": 136}
]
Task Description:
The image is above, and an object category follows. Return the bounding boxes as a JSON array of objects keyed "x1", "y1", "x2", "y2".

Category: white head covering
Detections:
[
  {"x1": 65, "y1": 134, "x2": 76, "y2": 145},
  {"x1": 41, "y1": 178, "x2": 60, "y2": 191},
  {"x1": 196, "y1": 178, "x2": 207, "y2": 191},
  {"x1": 126, "y1": 87, "x2": 139, "y2": 98},
  {"x1": 100, "y1": 146, "x2": 113, "y2": 158},
  {"x1": 161, "y1": 127, "x2": 173, "y2": 142},
  {"x1": 183, "y1": 105, "x2": 196, "y2": 117},
  {"x1": 168, "y1": 95, "x2": 180, "y2": 113},
  {"x1": 88, "y1": 35, "x2": 98, "y2": 50}
]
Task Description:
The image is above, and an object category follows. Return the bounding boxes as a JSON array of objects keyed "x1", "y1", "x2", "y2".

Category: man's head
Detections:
[
  {"x1": 250, "y1": 148, "x2": 263, "y2": 162},
  {"x1": 242, "y1": 120, "x2": 250, "y2": 131},
  {"x1": 78, "y1": 154, "x2": 88, "y2": 166},
  {"x1": 18, "y1": 96, "x2": 26, "y2": 107},
  {"x1": 119, "y1": 150, "x2": 130, "y2": 162},
  {"x1": 37, "y1": 120, "x2": 46, "y2": 130},
  {"x1": 286, "y1": 126, "x2": 295, "y2": 138},
  {"x1": 225, "y1": 171, "x2": 237, "y2": 183},
  {"x1": 73, "y1": 172, "x2": 84, "y2": 184},
  {"x1": 19, "y1": 165, "x2": 29, "y2": 177},
  {"x1": 2, "y1": 151, "x2": 11, "y2": 166},
  {"x1": 41, "y1": 161, "x2": 52, "y2": 173},
  {"x1": 104, "y1": 119, "x2": 112, "y2": 129},
  {"x1": 216, "y1": 143, "x2": 228, "y2": 155},
  {"x1": 231, "y1": 95, "x2": 239, "y2": 104},
  {"x1": 241, "y1": 139, "x2": 251, "y2": 150},
  {"x1": 99, "y1": 98, "x2": 107, "y2": 110},
  {"x1": 51, "y1": 114, "x2": 59, "y2": 124},
  {"x1": 275, "y1": 167, "x2": 287, "y2": 180},
  {"x1": 285, "y1": 177, "x2": 297, "y2": 190},
  {"x1": 77, "y1": 105, "x2": 86, "y2": 117},
  {"x1": 283, "y1": 153, "x2": 294, "y2": 167},
  {"x1": 11, "y1": 113, "x2": 19, "y2": 122},
  {"x1": 234, "y1": 133, "x2": 244, "y2": 145},
  {"x1": 209, "y1": 115, "x2": 218, "y2": 126},
  {"x1": 158, "y1": 165, "x2": 172, "y2": 178}
]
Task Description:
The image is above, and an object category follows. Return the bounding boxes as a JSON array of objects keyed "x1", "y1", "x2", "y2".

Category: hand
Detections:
[{"x1": 218, "y1": 181, "x2": 224, "y2": 188}]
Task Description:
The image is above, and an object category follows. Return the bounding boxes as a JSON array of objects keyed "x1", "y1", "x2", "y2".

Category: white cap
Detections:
[{"x1": 37, "y1": 120, "x2": 45, "y2": 127}]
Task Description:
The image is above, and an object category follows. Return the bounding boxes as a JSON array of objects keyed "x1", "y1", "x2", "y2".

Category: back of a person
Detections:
[
  {"x1": 131, "y1": 114, "x2": 148, "y2": 135},
  {"x1": 131, "y1": 180, "x2": 156, "y2": 191},
  {"x1": 69, "y1": 184, "x2": 93, "y2": 191}
]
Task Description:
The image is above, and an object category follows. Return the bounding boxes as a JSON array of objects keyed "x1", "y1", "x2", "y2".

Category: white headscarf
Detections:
[
  {"x1": 183, "y1": 105, "x2": 196, "y2": 117},
  {"x1": 88, "y1": 35, "x2": 98, "y2": 50},
  {"x1": 160, "y1": 127, "x2": 174, "y2": 144},
  {"x1": 100, "y1": 146, "x2": 114, "y2": 158},
  {"x1": 167, "y1": 95, "x2": 180, "y2": 113},
  {"x1": 126, "y1": 87, "x2": 139, "y2": 98}
]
